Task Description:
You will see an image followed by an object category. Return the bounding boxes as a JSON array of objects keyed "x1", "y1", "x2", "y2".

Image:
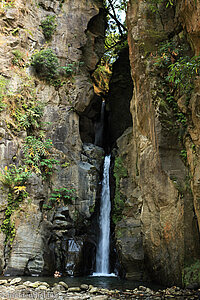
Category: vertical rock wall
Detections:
[
  {"x1": 0, "y1": 0, "x2": 105, "y2": 276},
  {"x1": 120, "y1": 0, "x2": 200, "y2": 285}
]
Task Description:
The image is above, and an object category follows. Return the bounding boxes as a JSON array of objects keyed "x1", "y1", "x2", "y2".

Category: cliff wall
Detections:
[
  {"x1": 115, "y1": 0, "x2": 200, "y2": 285},
  {"x1": 0, "y1": 0, "x2": 105, "y2": 276}
]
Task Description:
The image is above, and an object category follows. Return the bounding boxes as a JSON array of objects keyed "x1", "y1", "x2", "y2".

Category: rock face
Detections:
[
  {"x1": 0, "y1": 0, "x2": 105, "y2": 276},
  {"x1": 114, "y1": 0, "x2": 200, "y2": 286}
]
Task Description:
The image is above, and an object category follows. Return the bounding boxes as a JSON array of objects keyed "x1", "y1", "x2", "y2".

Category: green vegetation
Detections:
[
  {"x1": 58, "y1": 0, "x2": 65, "y2": 8},
  {"x1": 92, "y1": 59, "x2": 112, "y2": 93},
  {"x1": 41, "y1": 15, "x2": 57, "y2": 40},
  {"x1": 167, "y1": 56, "x2": 200, "y2": 98},
  {"x1": 0, "y1": 165, "x2": 30, "y2": 246},
  {"x1": 0, "y1": 165, "x2": 30, "y2": 189},
  {"x1": 62, "y1": 61, "x2": 84, "y2": 77},
  {"x1": 43, "y1": 187, "x2": 76, "y2": 209},
  {"x1": 147, "y1": 0, "x2": 174, "y2": 12},
  {"x1": 112, "y1": 156, "x2": 127, "y2": 224},
  {"x1": 31, "y1": 48, "x2": 59, "y2": 82},
  {"x1": 31, "y1": 49, "x2": 82, "y2": 86},
  {"x1": 0, "y1": 75, "x2": 7, "y2": 112},
  {"x1": 152, "y1": 39, "x2": 199, "y2": 143},
  {"x1": 180, "y1": 149, "x2": 187, "y2": 162},
  {"x1": 4, "y1": 76, "x2": 44, "y2": 133},
  {"x1": 154, "y1": 41, "x2": 199, "y2": 101},
  {"x1": 1, "y1": 0, "x2": 15, "y2": 8},
  {"x1": 12, "y1": 50, "x2": 24, "y2": 66},
  {"x1": 183, "y1": 260, "x2": 200, "y2": 287},
  {"x1": 23, "y1": 136, "x2": 59, "y2": 178}
]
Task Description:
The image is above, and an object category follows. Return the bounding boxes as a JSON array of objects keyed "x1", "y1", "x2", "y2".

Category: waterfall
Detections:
[{"x1": 95, "y1": 154, "x2": 111, "y2": 275}]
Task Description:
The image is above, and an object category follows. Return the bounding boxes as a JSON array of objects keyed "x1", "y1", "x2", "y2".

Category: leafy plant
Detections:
[
  {"x1": 180, "y1": 149, "x2": 187, "y2": 162},
  {"x1": 167, "y1": 56, "x2": 200, "y2": 96},
  {"x1": 43, "y1": 187, "x2": 76, "y2": 210},
  {"x1": 41, "y1": 15, "x2": 57, "y2": 40},
  {"x1": 147, "y1": 0, "x2": 174, "y2": 12},
  {"x1": 0, "y1": 165, "x2": 30, "y2": 246},
  {"x1": 31, "y1": 48, "x2": 59, "y2": 82},
  {"x1": 23, "y1": 136, "x2": 59, "y2": 177},
  {"x1": 49, "y1": 187, "x2": 75, "y2": 207},
  {"x1": 4, "y1": 76, "x2": 44, "y2": 133},
  {"x1": 12, "y1": 49, "x2": 24, "y2": 66},
  {"x1": 152, "y1": 40, "x2": 199, "y2": 137},
  {"x1": 62, "y1": 61, "x2": 84, "y2": 76},
  {"x1": 0, "y1": 165, "x2": 30, "y2": 190}
]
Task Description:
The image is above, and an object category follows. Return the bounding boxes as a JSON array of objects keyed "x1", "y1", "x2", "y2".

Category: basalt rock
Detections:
[
  {"x1": 121, "y1": 0, "x2": 200, "y2": 286},
  {"x1": 0, "y1": 0, "x2": 105, "y2": 276}
]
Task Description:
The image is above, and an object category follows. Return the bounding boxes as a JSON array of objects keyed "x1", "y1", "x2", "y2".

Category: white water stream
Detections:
[{"x1": 94, "y1": 155, "x2": 113, "y2": 276}]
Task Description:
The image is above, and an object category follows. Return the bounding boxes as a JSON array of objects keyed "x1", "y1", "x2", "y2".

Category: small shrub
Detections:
[
  {"x1": 41, "y1": 15, "x2": 57, "y2": 40},
  {"x1": 12, "y1": 49, "x2": 24, "y2": 66},
  {"x1": 0, "y1": 164, "x2": 30, "y2": 190},
  {"x1": 43, "y1": 187, "x2": 76, "y2": 209},
  {"x1": 62, "y1": 61, "x2": 84, "y2": 76},
  {"x1": 31, "y1": 48, "x2": 59, "y2": 82},
  {"x1": 4, "y1": 76, "x2": 44, "y2": 133},
  {"x1": 0, "y1": 165, "x2": 30, "y2": 246},
  {"x1": 23, "y1": 136, "x2": 59, "y2": 177}
]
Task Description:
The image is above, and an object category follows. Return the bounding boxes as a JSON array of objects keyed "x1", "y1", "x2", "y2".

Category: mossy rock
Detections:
[{"x1": 183, "y1": 260, "x2": 200, "y2": 287}]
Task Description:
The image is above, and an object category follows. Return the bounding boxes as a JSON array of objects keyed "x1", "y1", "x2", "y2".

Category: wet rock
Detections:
[
  {"x1": 36, "y1": 284, "x2": 48, "y2": 290},
  {"x1": 52, "y1": 284, "x2": 66, "y2": 292},
  {"x1": 10, "y1": 278, "x2": 22, "y2": 285},
  {"x1": 80, "y1": 284, "x2": 89, "y2": 290},
  {"x1": 89, "y1": 287, "x2": 99, "y2": 294},
  {"x1": 59, "y1": 281, "x2": 69, "y2": 290},
  {"x1": 15, "y1": 285, "x2": 27, "y2": 290}
]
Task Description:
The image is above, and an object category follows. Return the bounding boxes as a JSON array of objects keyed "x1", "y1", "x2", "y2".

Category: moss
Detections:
[
  {"x1": 115, "y1": 227, "x2": 126, "y2": 239},
  {"x1": 183, "y1": 260, "x2": 200, "y2": 287},
  {"x1": 112, "y1": 156, "x2": 127, "y2": 224}
]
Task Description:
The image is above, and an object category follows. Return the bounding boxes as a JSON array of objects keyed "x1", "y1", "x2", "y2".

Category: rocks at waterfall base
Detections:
[{"x1": 0, "y1": 278, "x2": 199, "y2": 299}]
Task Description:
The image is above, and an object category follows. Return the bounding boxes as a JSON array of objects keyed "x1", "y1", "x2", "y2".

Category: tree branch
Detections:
[{"x1": 106, "y1": 0, "x2": 127, "y2": 36}]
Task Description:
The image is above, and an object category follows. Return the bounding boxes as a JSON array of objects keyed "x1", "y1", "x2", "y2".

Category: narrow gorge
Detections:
[{"x1": 0, "y1": 0, "x2": 199, "y2": 290}]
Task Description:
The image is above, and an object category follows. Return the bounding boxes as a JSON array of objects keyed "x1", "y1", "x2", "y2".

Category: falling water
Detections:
[{"x1": 95, "y1": 155, "x2": 111, "y2": 275}]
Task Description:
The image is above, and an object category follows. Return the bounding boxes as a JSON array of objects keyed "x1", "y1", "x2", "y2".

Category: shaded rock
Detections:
[
  {"x1": 52, "y1": 284, "x2": 66, "y2": 292},
  {"x1": 68, "y1": 287, "x2": 81, "y2": 292}
]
